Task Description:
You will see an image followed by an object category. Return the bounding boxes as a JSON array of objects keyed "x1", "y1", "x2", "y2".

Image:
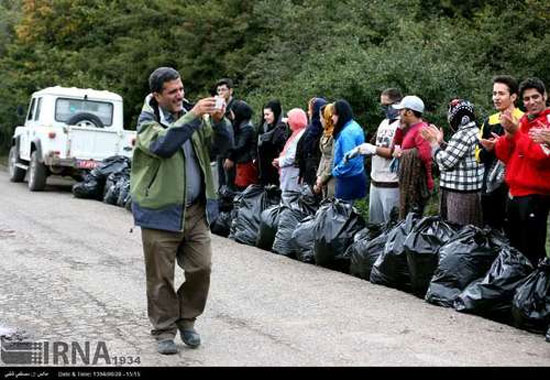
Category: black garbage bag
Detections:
[
  {"x1": 256, "y1": 205, "x2": 282, "y2": 251},
  {"x1": 291, "y1": 215, "x2": 317, "y2": 264},
  {"x1": 72, "y1": 155, "x2": 131, "y2": 200},
  {"x1": 512, "y1": 258, "x2": 550, "y2": 334},
  {"x1": 208, "y1": 186, "x2": 240, "y2": 237},
  {"x1": 355, "y1": 223, "x2": 386, "y2": 243},
  {"x1": 348, "y1": 212, "x2": 401, "y2": 279},
  {"x1": 218, "y1": 185, "x2": 238, "y2": 213},
  {"x1": 370, "y1": 213, "x2": 419, "y2": 291},
  {"x1": 347, "y1": 224, "x2": 388, "y2": 280},
  {"x1": 425, "y1": 226, "x2": 507, "y2": 307},
  {"x1": 313, "y1": 198, "x2": 366, "y2": 273},
  {"x1": 117, "y1": 178, "x2": 131, "y2": 208},
  {"x1": 211, "y1": 211, "x2": 233, "y2": 237},
  {"x1": 404, "y1": 216, "x2": 459, "y2": 297},
  {"x1": 103, "y1": 170, "x2": 129, "y2": 205},
  {"x1": 229, "y1": 185, "x2": 281, "y2": 245},
  {"x1": 72, "y1": 174, "x2": 103, "y2": 199},
  {"x1": 454, "y1": 246, "x2": 534, "y2": 323},
  {"x1": 102, "y1": 181, "x2": 118, "y2": 205},
  {"x1": 94, "y1": 155, "x2": 131, "y2": 178},
  {"x1": 273, "y1": 187, "x2": 319, "y2": 257}
]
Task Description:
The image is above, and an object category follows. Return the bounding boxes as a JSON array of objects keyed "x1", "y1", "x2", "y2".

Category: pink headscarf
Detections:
[{"x1": 280, "y1": 108, "x2": 308, "y2": 157}]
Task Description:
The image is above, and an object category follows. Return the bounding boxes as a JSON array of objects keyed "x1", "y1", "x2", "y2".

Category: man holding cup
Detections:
[{"x1": 130, "y1": 67, "x2": 232, "y2": 354}]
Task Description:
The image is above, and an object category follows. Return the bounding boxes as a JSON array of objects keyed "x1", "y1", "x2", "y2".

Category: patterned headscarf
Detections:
[{"x1": 447, "y1": 99, "x2": 475, "y2": 131}]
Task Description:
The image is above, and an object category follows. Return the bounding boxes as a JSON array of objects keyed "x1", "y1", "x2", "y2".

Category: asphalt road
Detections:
[{"x1": 0, "y1": 169, "x2": 548, "y2": 367}]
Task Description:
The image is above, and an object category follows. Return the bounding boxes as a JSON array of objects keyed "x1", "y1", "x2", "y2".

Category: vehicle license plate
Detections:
[{"x1": 77, "y1": 160, "x2": 99, "y2": 169}]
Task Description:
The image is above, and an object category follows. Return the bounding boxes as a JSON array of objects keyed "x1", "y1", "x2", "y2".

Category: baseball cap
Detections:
[{"x1": 392, "y1": 95, "x2": 425, "y2": 113}]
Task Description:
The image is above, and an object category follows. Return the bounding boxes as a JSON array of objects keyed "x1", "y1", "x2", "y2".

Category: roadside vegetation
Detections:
[{"x1": 1, "y1": 0, "x2": 549, "y2": 153}]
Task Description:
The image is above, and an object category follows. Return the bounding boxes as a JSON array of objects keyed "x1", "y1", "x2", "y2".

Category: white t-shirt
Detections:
[{"x1": 371, "y1": 118, "x2": 399, "y2": 183}]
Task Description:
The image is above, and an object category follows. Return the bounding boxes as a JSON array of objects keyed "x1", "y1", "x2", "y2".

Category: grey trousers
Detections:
[
  {"x1": 141, "y1": 202, "x2": 212, "y2": 341},
  {"x1": 369, "y1": 184, "x2": 400, "y2": 224}
]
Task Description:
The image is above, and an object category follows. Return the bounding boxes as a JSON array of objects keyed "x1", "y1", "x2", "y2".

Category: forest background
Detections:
[{"x1": 0, "y1": 0, "x2": 549, "y2": 152}]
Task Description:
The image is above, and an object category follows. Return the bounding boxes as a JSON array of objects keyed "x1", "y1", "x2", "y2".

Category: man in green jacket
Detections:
[{"x1": 130, "y1": 67, "x2": 232, "y2": 354}]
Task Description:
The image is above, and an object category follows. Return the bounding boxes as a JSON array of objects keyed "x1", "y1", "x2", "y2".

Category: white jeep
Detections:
[{"x1": 8, "y1": 86, "x2": 136, "y2": 191}]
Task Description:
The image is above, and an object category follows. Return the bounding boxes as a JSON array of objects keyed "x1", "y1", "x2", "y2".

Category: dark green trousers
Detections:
[{"x1": 141, "y1": 202, "x2": 212, "y2": 341}]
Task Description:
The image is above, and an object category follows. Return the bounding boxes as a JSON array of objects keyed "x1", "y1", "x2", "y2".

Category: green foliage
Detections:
[
  {"x1": 0, "y1": 0, "x2": 21, "y2": 57},
  {"x1": 1, "y1": 0, "x2": 549, "y2": 153},
  {"x1": 0, "y1": 0, "x2": 23, "y2": 149},
  {"x1": 353, "y1": 197, "x2": 369, "y2": 222}
]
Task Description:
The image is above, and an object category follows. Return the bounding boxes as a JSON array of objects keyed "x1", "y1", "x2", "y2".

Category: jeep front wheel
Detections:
[
  {"x1": 8, "y1": 146, "x2": 26, "y2": 183},
  {"x1": 28, "y1": 151, "x2": 48, "y2": 191}
]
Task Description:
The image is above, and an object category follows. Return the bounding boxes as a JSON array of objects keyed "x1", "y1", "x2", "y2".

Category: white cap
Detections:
[{"x1": 392, "y1": 95, "x2": 425, "y2": 113}]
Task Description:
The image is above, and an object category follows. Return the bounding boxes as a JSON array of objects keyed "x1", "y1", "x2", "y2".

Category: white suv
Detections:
[{"x1": 8, "y1": 86, "x2": 136, "y2": 191}]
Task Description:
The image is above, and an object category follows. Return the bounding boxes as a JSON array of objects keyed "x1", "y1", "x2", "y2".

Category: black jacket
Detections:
[
  {"x1": 257, "y1": 120, "x2": 287, "y2": 186},
  {"x1": 229, "y1": 120, "x2": 256, "y2": 164},
  {"x1": 296, "y1": 98, "x2": 327, "y2": 187}
]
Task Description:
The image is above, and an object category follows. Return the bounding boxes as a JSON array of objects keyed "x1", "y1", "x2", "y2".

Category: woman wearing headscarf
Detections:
[
  {"x1": 421, "y1": 99, "x2": 484, "y2": 226},
  {"x1": 313, "y1": 103, "x2": 336, "y2": 198},
  {"x1": 273, "y1": 108, "x2": 308, "y2": 195},
  {"x1": 256, "y1": 99, "x2": 288, "y2": 186},
  {"x1": 224, "y1": 100, "x2": 257, "y2": 190},
  {"x1": 331, "y1": 99, "x2": 367, "y2": 201},
  {"x1": 296, "y1": 97, "x2": 328, "y2": 189}
]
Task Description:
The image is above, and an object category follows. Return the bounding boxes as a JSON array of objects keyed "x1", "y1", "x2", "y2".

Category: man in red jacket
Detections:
[{"x1": 481, "y1": 77, "x2": 550, "y2": 266}]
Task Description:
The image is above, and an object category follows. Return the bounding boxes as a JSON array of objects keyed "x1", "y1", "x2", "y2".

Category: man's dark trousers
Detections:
[
  {"x1": 141, "y1": 202, "x2": 212, "y2": 341},
  {"x1": 507, "y1": 194, "x2": 550, "y2": 267}
]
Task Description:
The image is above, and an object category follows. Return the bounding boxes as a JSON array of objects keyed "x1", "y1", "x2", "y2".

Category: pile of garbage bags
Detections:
[
  {"x1": 312, "y1": 199, "x2": 365, "y2": 272},
  {"x1": 425, "y1": 226, "x2": 508, "y2": 306},
  {"x1": 292, "y1": 215, "x2": 317, "y2": 263},
  {"x1": 347, "y1": 225, "x2": 387, "y2": 280},
  {"x1": 454, "y1": 246, "x2": 534, "y2": 323},
  {"x1": 72, "y1": 155, "x2": 132, "y2": 210},
  {"x1": 210, "y1": 186, "x2": 239, "y2": 238},
  {"x1": 511, "y1": 258, "x2": 550, "y2": 333},
  {"x1": 210, "y1": 186, "x2": 550, "y2": 339},
  {"x1": 229, "y1": 185, "x2": 281, "y2": 246},
  {"x1": 344, "y1": 212, "x2": 547, "y2": 335},
  {"x1": 256, "y1": 205, "x2": 281, "y2": 251},
  {"x1": 369, "y1": 213, "x2": 420, "y2": 292},
  {"x1": 272, "y1": 187, "x2": 319, "y2": 257},
  {"x1": 212, "y1": 185, "x2": 368, "y2": 274}
]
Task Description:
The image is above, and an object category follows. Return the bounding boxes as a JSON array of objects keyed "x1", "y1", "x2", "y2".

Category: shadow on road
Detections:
[{"x1": 43, "y1": 176, "x2": 77, "y2": 193}]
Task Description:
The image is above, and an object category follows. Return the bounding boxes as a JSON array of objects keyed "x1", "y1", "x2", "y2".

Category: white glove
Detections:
[
  {"x1": 343, "y1": 147, "x2": 360, "y2": 163},
  {"x1": 357, "y1": 143, "x2": 377, "y2": 156}
]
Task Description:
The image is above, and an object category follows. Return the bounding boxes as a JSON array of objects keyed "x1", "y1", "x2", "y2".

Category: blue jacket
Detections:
[{"x1": 332, "y1": 120, "x2": 365, "y2": 178}]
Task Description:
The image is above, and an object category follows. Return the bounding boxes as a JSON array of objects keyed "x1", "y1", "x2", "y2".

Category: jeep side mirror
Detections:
[{"x1": 16, "y1": 105, "x2": 25, "y2": 118}]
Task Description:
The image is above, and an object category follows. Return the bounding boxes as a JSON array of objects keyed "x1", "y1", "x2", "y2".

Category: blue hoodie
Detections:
[{"x1": 332, "y1": 119, "x2": 365, "y2": 178}]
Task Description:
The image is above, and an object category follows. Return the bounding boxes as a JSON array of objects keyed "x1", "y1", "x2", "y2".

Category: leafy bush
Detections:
[{"x1": 1, "y1": 0, "x2": 549, "y2": 153}]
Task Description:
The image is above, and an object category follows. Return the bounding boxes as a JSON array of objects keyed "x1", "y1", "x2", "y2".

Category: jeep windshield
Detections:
[{"x1": 55, "y1": 98, "x2": 114, "y2": 126}]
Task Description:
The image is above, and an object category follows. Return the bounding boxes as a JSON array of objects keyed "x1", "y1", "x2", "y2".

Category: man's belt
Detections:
[{"x1": 371, "y1": 180, "x2": 399, "y2": 188}]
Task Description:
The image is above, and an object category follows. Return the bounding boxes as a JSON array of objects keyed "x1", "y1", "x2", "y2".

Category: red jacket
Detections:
[{"x1": 495, "y1": 108, "x2": 550, "y2": 197}]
